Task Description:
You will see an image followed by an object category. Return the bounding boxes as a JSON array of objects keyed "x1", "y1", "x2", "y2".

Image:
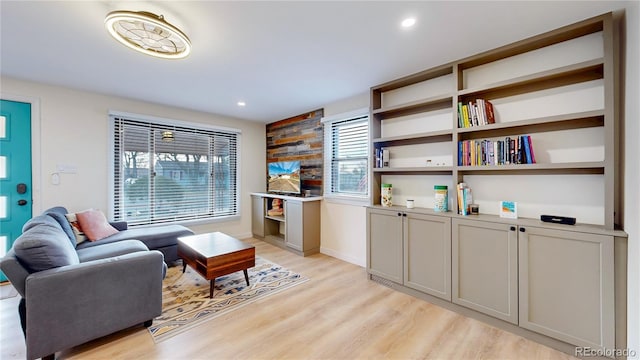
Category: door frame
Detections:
[{"x1": 1, "y1": 92, "x2": 42, "y2": 216}]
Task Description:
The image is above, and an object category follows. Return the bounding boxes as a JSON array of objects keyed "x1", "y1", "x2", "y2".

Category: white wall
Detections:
[
  {"x1": 1, "y1": 77, "x2": 266, "y2": 240},
  {"x1": 320, "y1": 92, "x2": 369, "y2": 267}
]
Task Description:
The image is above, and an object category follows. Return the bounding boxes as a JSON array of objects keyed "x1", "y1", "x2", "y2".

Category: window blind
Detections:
[
  {"x1": 326, "y1": 115, "x2": 369, "y2": 196},
  {"x1": 112, "y1": 116, "x2": 238, "y2": 225}
]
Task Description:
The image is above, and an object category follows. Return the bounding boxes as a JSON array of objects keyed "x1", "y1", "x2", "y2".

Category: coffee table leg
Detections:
[
  {"x1": 210, "y1": 278, "x2": 215, "y2": 298},
  {"x1": 243, "y1": 269, "x2": 250, "y2": 286},
  {"x1": 182, "y1": 260, "x2": 187, "y2": 273}
]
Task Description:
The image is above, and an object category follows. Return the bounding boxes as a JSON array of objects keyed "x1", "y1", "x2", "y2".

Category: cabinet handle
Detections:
[
  {"x1": 510, "y1": 226, "x2": 516, "y2": 231},
  {"x1": 402, "y1": 213, "x2": 407, "y2": 217},
  {"x1": 520, "y1": 227, "x2": 526, "y2": 232},
  {"x1": 397, "y1": 212, "x2": 402, "y2": 217}
]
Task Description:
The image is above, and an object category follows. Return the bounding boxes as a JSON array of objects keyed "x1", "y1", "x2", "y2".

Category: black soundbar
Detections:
[{"x1": 540, "y1": 215, "x2": 576, "y2": 225}]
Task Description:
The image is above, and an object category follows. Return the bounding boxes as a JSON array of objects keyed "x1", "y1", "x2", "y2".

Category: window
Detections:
[
  {"x1": 322, "y1": 109, "x2": 369, "y2": 201},
  {"x1": 111, "y1": 113, "x2": 239, "y2": 225}
]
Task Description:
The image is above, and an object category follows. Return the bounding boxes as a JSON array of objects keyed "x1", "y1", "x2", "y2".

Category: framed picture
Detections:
[{"x1": 500, "y1": 201, "x2": 518, "y2": 219}]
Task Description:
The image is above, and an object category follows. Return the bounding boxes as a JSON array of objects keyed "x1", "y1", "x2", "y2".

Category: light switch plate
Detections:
[{"x1": 56, "y1": 164, "x2": 77, "y2": 174}]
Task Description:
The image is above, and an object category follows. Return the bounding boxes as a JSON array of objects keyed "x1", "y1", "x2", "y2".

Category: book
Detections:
[
  {"x1": 382, "y1": 148, "x2": 390, "y2": 167},
  {"x1": 527, "y1": 135, "x2": 536, "y2": 163},
  {"x1": 485, "y1": 100, "x2": 495, "y2": 124},
  {"x1": 476, "y1": 99, "x2": 486, "y2": 125},
  {"x1": 457, "y1": 183, "x2": 473, "y2": 215},
  {"x1": 462, "y1": 104, "x2": 470, "y2": 128},
  {"x1": 523, "y1": 135, "x2": 532, "y2": 164}
]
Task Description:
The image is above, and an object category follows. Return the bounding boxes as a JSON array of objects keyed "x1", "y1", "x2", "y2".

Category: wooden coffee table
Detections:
[{"x1": 177, "y1": 232, "x2": 256, "y2": 298}]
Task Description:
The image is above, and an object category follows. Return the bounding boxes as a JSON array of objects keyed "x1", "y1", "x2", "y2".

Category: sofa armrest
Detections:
[
  {"x1": 0, "y1": 249, "x2": 29, "y2": 298},
  {"x1": 23, "y1": 250, "x2": 164, "y2": 360},
  {"x1": 109, "y1": 221, "x2": 128, "y2": 231}
]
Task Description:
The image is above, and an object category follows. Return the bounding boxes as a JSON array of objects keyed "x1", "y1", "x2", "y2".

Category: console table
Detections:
[{"x1": 250, "y1": 193, "x2": 321, "y2": 256}]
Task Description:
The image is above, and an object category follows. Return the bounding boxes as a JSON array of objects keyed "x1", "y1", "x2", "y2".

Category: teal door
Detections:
[{"x1": 0, "y1": 100, "x2": 32, "y2": 282}]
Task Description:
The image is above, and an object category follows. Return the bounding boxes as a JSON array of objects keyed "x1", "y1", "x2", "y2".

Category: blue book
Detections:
[{"x1": 523, "y1": 135, "x2": 532, "y2": 164}]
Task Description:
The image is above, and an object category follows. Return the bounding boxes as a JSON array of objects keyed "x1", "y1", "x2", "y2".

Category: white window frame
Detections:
[
  {"x1": 108, "y1": 110, "x2": 242, "y2": 226},
  {"x1": 321, "y1": 108, "x2": 370, "y2": 206}
]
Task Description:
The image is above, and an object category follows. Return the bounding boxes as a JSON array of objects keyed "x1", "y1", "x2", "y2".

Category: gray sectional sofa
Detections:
[{"x1": 0, "y1": 206, "x2": 194, "y2": 360}]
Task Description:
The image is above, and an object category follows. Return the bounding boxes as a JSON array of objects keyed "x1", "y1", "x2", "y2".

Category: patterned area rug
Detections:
[{"x1": 148, "y1": 256, "x2": 308, "y2": 342}]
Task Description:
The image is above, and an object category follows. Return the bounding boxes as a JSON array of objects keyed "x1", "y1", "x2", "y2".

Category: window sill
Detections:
[
  {"x1": 126, "y1": 214, "x2": 241, "y2": 228},
  {"x1": 322, "y1": 195, "x2": 370, "y2": 207}
]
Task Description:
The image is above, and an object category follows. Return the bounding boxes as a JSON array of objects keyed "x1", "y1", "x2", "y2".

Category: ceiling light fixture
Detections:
[
  {"x1": 161, "y1": 131, "x2": 175, "y2": 142},
  {"x1": 105, "y1": 10, "x2": 192, "y2": 59},
  {"x1": 401, "y1": 17, "x2": 416, "y2": 28},
  {"x1": 237, "y1": 101, "x2": 246, "y2": 107}
]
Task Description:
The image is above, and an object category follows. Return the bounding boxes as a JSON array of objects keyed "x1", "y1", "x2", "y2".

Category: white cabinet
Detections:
[
  {"x1": 404, "y1": 212, "x2": 451, "y2": 300},
  {"x1": 284, "y1": 200, "x2": 303, "y2": 251},
  {"x1": 250, "y1": 193, "x2": 321, "y2": 256},
  {"x1": 367, "y1": 207, "x2": 403, "y2": 284},
  {"x1": 367, "y1": 207, "x2": 451, "y2": 301},
  {"x1": 452, "y1": 218, "x2": 518, "y2": 324},
  {"x1": 519, "y1": 226, "x2": 615, "y2": 350}
]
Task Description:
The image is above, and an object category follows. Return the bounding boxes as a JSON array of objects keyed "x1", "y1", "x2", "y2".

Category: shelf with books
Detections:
[
  {"x1": 457, "y1": 98, "x2": 496, "y2": 128},
  {"x1": 369, "y1": 13, "x2": 618, "y2": 228},
  {"x1": 370, "y1": 65, "x2": 456, "y2": 206},
  {"x1": 456, "y1": 110, "x2": 604, "y2": 137},
  {"x1": 458, "y1": 135, "x2": 536, "y2": 167}
]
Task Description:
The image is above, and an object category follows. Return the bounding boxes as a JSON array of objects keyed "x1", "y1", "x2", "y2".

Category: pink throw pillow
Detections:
[{"x1": 76, "y1": 209, "x2": 119, "y2": 241}]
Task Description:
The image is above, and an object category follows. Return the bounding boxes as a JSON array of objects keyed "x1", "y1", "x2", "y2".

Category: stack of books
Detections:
[
  {"x1": 458, "y1": 135, "x2": 536, "y2": 166},
  {"x1": 374, "y1": 148, "x2": 390, "y2": 168},
  {"x1": 458, "y1": 99, "x2": 495, "y2": 128}
]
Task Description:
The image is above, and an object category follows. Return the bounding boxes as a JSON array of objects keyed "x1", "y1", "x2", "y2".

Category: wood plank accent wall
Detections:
[{"x1": 266, "y1": 109, "x2": 324, "y2": 194}]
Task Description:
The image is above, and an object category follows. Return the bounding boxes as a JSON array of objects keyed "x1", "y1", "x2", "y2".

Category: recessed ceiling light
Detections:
[
  {"x1": 237, "y1": 101, "x2": 246, "y2": 107},
  {"x1": 401, "y1": 17, "x2": 416, "y2": 28}
]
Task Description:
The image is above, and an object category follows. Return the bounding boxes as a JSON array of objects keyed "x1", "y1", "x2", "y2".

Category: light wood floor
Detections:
[{"x1": 1, "y1": 238, "x2": 577, "y2": 360}]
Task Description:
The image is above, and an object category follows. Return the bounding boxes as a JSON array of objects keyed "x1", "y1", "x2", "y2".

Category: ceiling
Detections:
[{"x1": 0, "y1": 1, "x2": 629, "y2": 123}]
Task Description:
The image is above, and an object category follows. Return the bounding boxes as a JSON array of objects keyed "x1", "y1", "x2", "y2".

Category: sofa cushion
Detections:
[
  {"x1": 22, "y1": 214, "x2": 61, "y2": 233},
  {"x1": 43, "y1": 210, "x2": 77, "y2": 248},
  {"x1": 76, "y1": 209, "x2": 119, "y2": 241},
  {"x1": 13, "y1": 221, "x2": 80, "y2": 273},
  {"x1": 76, "y1": 225, "x2": 193, "y2": 251},
  {"x1": 76, "y1": 239, "x2": 150, "y2": 263},
  {"x1": 43, "y1": 206, "x2": 69, "y2": 215}
]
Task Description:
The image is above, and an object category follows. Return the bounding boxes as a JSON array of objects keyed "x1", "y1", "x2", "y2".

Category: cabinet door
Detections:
[
  {"x1": 519, "y1": 226, "x2": 614, "y2": 350},
  {"x1": 452, "y1": 219, "x2": 518, "y2": 324},
  {"x1": 367, "y1": 208, "x2": 403, "y2": 284},
  {"x1": 285, "y1": 200, "x2": 303, "y2": 251},
  {"x1": 404, "y1": 213, "x2": 451, "y2": 300},
  {"x1": 251, "y1": 195, "x2": 264, "y2": 237}
]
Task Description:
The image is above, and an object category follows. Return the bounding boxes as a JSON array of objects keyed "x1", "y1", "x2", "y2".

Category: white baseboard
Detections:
[
  {"x1": 236, "y1": 232, "x2": 254, "y2": 240},
  {"x1": 320, "y1": 246, "x2": 365, "y2": 268}
]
